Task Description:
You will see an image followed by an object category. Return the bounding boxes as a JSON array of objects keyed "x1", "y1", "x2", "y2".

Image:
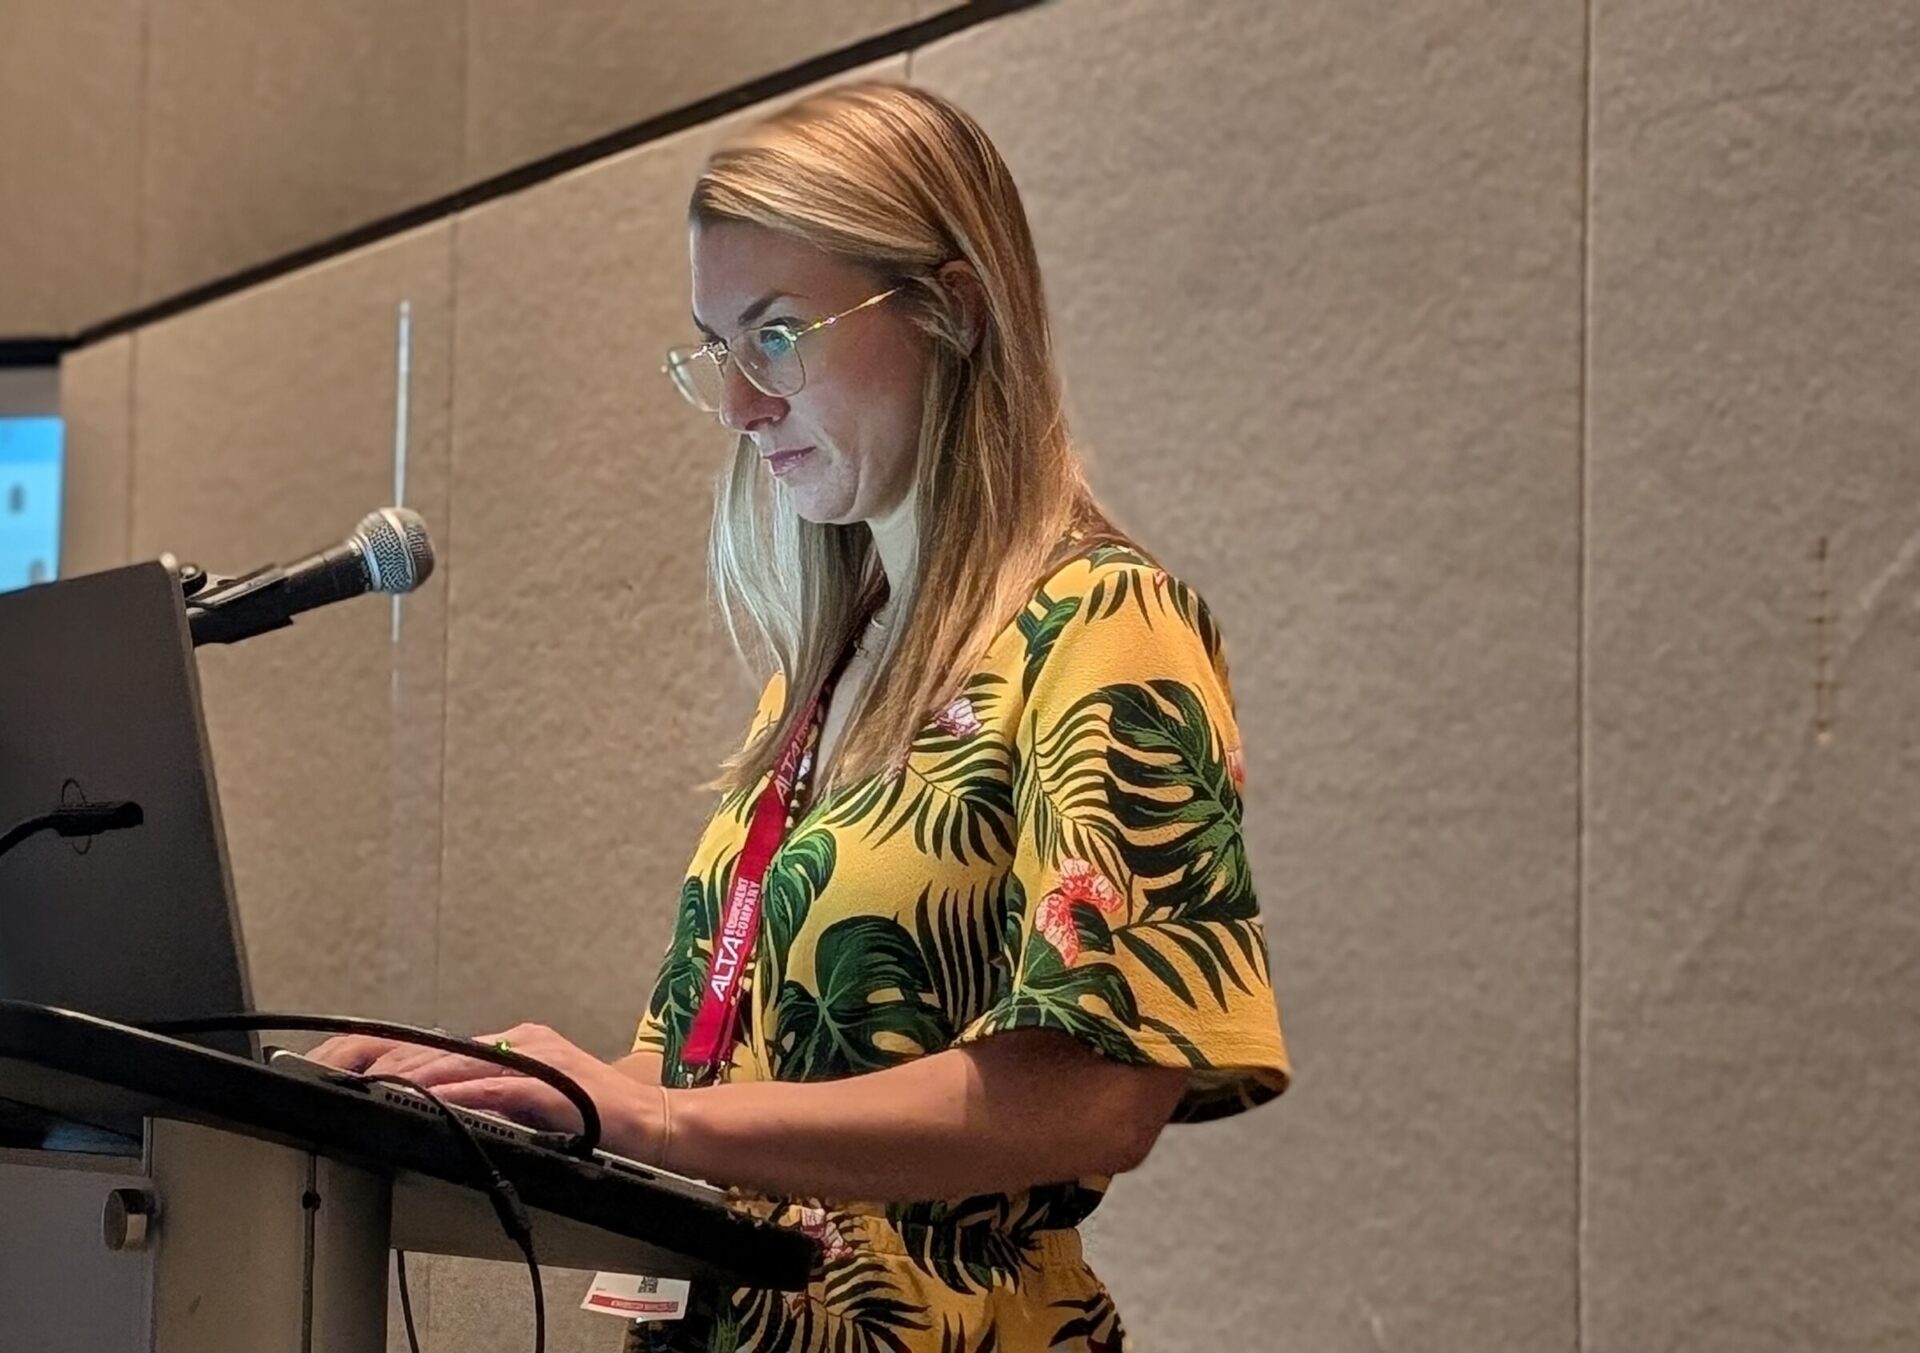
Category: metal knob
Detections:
[{"x1": 103, "y1": 1188, "x2": 157, "y2": 1252}]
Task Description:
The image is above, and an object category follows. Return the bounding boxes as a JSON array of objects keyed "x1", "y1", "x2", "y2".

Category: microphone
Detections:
[{"x1": 184, "y1": 507, "x2": 435, "y2": 647}]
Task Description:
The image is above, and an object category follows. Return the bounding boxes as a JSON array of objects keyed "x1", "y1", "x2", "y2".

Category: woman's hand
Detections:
[{"x1": 308, "y1": 1022, "x2": 669, "y2": 1163}]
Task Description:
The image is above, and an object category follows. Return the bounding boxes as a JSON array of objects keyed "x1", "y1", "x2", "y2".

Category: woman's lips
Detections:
[{"x1": 765, "y1": 447, "x2": 814, "y2": 477}]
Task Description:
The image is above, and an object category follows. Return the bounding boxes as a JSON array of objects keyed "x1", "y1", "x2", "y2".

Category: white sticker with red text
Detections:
[{"x1": 582, "y1": 1272, "x2": 689, "y2": 1322}]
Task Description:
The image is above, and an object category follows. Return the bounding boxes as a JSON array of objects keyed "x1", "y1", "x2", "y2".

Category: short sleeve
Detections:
[
  {"x1": 631, "y1": 670, "x2": 789, "y2": 1059},
  {"x1": 954, "y1": 562, "x2": 1290, "y2": 1123}
]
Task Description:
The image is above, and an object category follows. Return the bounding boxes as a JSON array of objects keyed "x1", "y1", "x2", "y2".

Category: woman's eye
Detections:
[{"x1": 757, "y1": 327, "x2": 798, "y2": 358}]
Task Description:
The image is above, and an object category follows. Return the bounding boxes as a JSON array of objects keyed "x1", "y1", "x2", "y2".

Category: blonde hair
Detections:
[{"x1": 695, "y1": 80, "x2": 1119, "y2": 795}]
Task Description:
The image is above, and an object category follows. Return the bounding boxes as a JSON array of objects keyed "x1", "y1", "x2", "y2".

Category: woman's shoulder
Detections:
[
  {"x1": 979, "y1": 532, "x2": 1237, "y2": 720},
  {"x1": 1021, "y1": 535, "x2": 1228, "y2": 664}
]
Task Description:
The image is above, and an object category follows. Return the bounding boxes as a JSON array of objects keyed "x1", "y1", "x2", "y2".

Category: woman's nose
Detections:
[{"x1": 717, "y1": 359, "x2": 786, "y2": 434}]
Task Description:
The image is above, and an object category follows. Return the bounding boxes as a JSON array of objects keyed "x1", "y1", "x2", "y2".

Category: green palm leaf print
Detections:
[
  {"x1": 650, "y1": 858, "x2": 726, "y2": 1067},
  {"x1": 1104, "y1": 679, "x2": 1262, "y2": 1004},
  {"x1": 892, "y1": 1190, "x2": 1052, "y2": 1296},
  {"x1": 1016, "y1": 691, "x2": 1130, "y2": 890},
  {"x1": 772, "y1": 916, "x2": 951, "y2": 1079},
  {"x1": 826, "y1": 673, "x2": 1014, "y2": 866},
  {"x1": 762, "y1": 828, "x2": 835, "y2": 964},
  {"x1": 999, "y1": 915, "x2": 1147, "y2": 1065},
  {"x1": 1016, "y1": 588, "x2": 1082, "y2": 700},
  {"x1": 913, "y1": 880, "x2": 1016, "y2": 1034}
]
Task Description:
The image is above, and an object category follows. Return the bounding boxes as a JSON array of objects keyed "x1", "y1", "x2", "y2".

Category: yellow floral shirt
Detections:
[{"x1": 629, "y1": 540, "x2": 1290, "y2": 1352}]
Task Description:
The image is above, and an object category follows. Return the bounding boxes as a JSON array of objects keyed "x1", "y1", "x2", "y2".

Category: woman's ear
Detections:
[{"x1": 935, "y1": 260, "x2": 987, "y2": 355}]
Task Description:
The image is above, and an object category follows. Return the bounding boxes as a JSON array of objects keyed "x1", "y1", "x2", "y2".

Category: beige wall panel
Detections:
[
  {"x1": 441, "y1": 51, "x2": 900, "y2": 1060},
  {"x1": 464, "y1": 0, "x2": 914, "y2": 183},
  {"x1": 1586, "y1": 5, "x2": 1920, "y2": 1349},
  {"x1": 0, "y1": 0, "x2": 142, "y2": 334},
  {"x1": 57, "y1": 336, "x2": 136, "y2": 576},
  {"x1": 128, "y1": 223, "x2": 454, "y2": 1030},
  {"x1": 919, "y1": 0, "x2": 1585, "y2": 1346},
  {"x1": 420, "y1": 1257, "x2": 602, "y2": 1353},
  {"x1": 140, "y1": 0, "x2": 465, "y2": 307}
]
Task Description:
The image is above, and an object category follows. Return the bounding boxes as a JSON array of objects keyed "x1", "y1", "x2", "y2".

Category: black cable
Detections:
[
  {"x1": 363, "y1": 1073, "x2": 545, "y2": 1353},
  {"x1": 396, "y1": 1251, "x2": 421, "y2": 1353},
  {"x1": 137, "y1": 1012, "x2": 603, "y2": 1156},
  {"x1": 0, "y1": 801, "x2": 143, "y2": 860}
]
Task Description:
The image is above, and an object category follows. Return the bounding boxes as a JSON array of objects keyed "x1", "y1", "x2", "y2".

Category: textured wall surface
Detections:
[
  {"x1": 0, "y1": 0, "x2": 143, "y2": 333},
  {"x1": 1583, "y1": 3, "x2": 1920, "y2": 1350},
  {"x1": 0, "y1": 0, "x2": 944, "y2": 334},
  {"x1": 139, "y1": 1, "x2": 467, "y2": 307},
  {"x1": 464, "y1": 0, "x2": 914, "y2": 182},
  {"x1": 42, "y1": 0, "x2": 1920, "y2": 1349}
]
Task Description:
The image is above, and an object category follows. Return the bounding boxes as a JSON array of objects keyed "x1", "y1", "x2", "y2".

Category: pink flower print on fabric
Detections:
[
  {"x1": 933, "y1": 695, "x2": 982, "y2": 738},
  {"x1": 795, "y1": 1205, "x2": 855, "y2": 1268},
  {"x1": 1035, "y1": 858, "x2": 1125, "y2": 965},
  {"x1": 1055, "y1": 858, "x2": 1124, "y2": 912}
]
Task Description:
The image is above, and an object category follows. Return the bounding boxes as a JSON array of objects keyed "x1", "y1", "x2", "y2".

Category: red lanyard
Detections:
[{"x1": 675, "y1": 665, "x2": 840, "y2": 1085}]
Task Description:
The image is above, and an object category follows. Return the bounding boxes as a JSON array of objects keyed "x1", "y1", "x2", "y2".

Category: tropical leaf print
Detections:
[
  {"x1": 771, "y1": 916, "x2": 951, "y2": 1080},
  {"x1": 826, "y1": 673, "x2": 1015, "y2": 867},
  {"x1": 891, "y1": 1190, "x2": 1053, "y2": 1296},
  {"x1": 1101, "y1": 679, "x2": 1262, "y2": 1006},
  {"x1": 1017, "y1": 589, "x2": 1082, "y2": 700},
  {"x1": 1047, "y1": 1292, "x2": 1126, "y2": 1350},
  {"x1": 1079, "y1": 564, "x2": 1155, "y2": 630},
  {"x1": 648, "y1": 857, "x2": 727, "y2": 1068},
  {"x1": 734, "y1": 1252, "x2": 932, "y2": 1353},
  {"x1": 913, "y1": 880, "x2": 1016, "y2": 1035},
  {"x1": 1015, "y1": 691, "x2": 1130, "y2": 893},
  {"x1": 937, "y1": 1315, "x2": 1002, "y2": 1353},
  {"x1": 1151, "y1": 569, "x2": 1224, "y2": 667},
  {"x1": 762, "y1": 828, "x2": 836, "y2": 964},
  {"x1": 1083, "y1": 542, "x2": 1152, "y2": 570},
  {"x1": 994, "y1": 894, "x2": 1148, "y2": 1066}
]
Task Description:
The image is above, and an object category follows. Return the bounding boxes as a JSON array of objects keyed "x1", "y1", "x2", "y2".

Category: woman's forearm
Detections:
[{"x1": 655, "y1": 1030, "x2": 1187, "y2": 1203}]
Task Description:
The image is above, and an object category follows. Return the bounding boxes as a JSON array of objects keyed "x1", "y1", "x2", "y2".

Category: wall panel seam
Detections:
[
  {"x1": 20, "y1": 0, "x2": 1049, "y2": 355},
  {"x1": 1576, "y1": 0, "x2": 1597, "y2": 1349}
]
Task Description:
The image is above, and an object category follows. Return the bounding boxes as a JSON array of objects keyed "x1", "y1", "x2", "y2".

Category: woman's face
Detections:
[{"x1": 689, "y1": 220, "x2": 930, "y2": 532}]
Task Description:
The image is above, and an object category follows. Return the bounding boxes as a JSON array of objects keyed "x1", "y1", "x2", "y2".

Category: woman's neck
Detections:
[{"x1": 866, "y1": 496, "x2": 918, "y2": 613}]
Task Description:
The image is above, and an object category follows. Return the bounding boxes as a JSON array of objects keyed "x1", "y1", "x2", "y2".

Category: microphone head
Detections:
[{"x1": 352, "y1": 506, "x2": 435, "y2": 594}]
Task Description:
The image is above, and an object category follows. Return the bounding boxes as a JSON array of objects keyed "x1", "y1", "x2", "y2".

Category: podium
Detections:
[{"x1": 0, "y1": 1001, "x2": 814, "y2": 1351}]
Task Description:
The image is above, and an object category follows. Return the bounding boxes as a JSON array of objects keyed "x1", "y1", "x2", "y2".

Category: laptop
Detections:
[{"x1": 0, "y1": 562, "x2": 722, "y2": 1202}]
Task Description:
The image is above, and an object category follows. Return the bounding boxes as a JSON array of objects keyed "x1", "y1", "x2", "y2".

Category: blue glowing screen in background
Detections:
[{"x1": 0, "y1": 417, "x2": 64, "y2": 593}]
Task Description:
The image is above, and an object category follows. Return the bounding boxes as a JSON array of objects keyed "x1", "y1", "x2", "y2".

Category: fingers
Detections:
[
  {"x1": 432, "y1": 1077, "x2": 577, "y2": 1134},
  {"x1": 379, "y1": 1049, "x2": 518, "y2": 1088},
  {"x1": 307, "y1": 1034, "x2": 414, "y2": 1071},
  {"x1": 362, "y1": 1043, "x2": 459, "y2": 1079},
  {"x1": 307, "y1": 1024, "x2": 572, "y2": 1084}
]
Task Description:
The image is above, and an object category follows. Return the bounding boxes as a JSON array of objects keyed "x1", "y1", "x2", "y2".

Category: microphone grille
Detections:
[{"x1": 353, "y1": 507, "x2": 436, "y2": 594}]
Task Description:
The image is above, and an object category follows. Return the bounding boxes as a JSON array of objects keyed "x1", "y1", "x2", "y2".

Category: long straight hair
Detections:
[{"x1": 695, "y1": 81, "x2": 1119, "y2": 795}]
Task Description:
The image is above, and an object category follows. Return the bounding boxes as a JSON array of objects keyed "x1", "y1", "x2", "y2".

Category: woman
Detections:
[{"x1": 314, "y1": 81, "x2": 1289, "y2": 1351}]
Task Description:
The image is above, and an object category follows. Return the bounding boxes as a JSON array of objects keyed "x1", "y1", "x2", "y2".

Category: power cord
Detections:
[
  {"x1": 396, "y1": 1250, "x2": 423, "y2": 1353},
  {"x1": 363, "y1": 1073, "x2": 544, "y2": 1353},
  {"x1": 0, "y1": 800, "x2": 143, "y2": 860}
]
